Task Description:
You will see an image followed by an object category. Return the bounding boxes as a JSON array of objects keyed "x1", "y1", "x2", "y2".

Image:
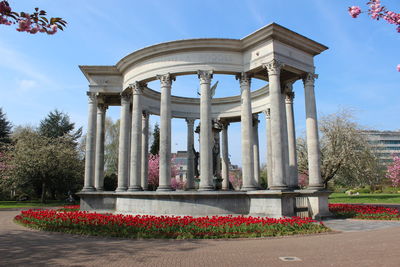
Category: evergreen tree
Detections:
[
  {"x1": 0, "y1": 108, "x2": 12, "y2": 143},
  {"x1": 150, "y1": 123, "x2": 160, "y2": 155},
  {"x1": 39, "y1": 110, "x2": 82, "y2": 141}
]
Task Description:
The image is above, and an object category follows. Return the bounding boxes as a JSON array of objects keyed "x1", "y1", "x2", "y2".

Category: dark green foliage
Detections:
[
  {"x1": 150, "y1": 123, "x2": 160, "y2": 155},
  {"x1": 39, "y1": 109, "x2": 82, "y2": 141},
  {"x1": 103, "y1": 173, "x2": 117, "y2": 191},
  {"x1": 0, "y1": 108, "x2": 12, "y2": 143}
]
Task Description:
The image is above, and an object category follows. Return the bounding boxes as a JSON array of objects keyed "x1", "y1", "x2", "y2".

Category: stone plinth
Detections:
[{"x1": 78, "y1": 190, "x2": 330, "y2": 219}]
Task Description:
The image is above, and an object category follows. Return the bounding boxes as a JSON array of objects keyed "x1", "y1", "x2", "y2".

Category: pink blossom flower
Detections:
[
  {"x1": 397, "y1": 64, "x2": 400, "y2": 72},
  {"x1": 0, "y1": 1, "x2": 11, "y2": 14},
  {"x1": 16, "y1": 19, "x2": 31, "y2": 32},
  {"x1": 349, "y1": 6, "x2": 362, "y2": 18},
  {"x1": 47, "y1": 24, "x2": 58, "y2": 35}
]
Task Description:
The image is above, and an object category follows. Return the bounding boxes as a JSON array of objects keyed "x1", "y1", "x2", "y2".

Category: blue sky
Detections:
[{"x1": 0, "y1": 0, "x2": 399, "y2": 166}]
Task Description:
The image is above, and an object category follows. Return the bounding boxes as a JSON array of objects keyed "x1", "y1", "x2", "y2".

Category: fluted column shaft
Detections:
[
  {"x1": 94, "y1": 103, "x2": 107, "y2": 191},
  {"x1": 128, "y1": 82, "x2": 143, "y2": 191},
  {"x1": 116, "y1": 92, "x2": 131, "y2": 191},
  {"x1": 285, "y1": 91, "x2": 299, "y2": 189},
  {"x1": 264, "y1": 60, "x2": 288, "y2": 190},
  {"x1": 252, "y1": 115, "x2": 261, "y2": 186},
  {"x1": 157, "y1": 74, "x2": 174, "y2": 191},
  {"x1": 303, "y1": 73, "x2": 323, "y2": 189},
  {"x1": 221, "y1": 122, "x2": 230, "y2": 190},
  {"x1": 263, "y1": 109, "x2": 273, "y2": 189},
  {"x1": 186, "y1": 118, "x2": 195, "y2": 190},
  {"x1": 83, "y1": 92, "x2": 97, "y2": 192},
  {"x1": 198, "y1": 70, "x2": 214, "y2": 191},
  {"x1": 141, "y1": 111, "x2": 149, "y2": 190},
  {"x1": 237, "y1": 72, "x2": 256, "y2": 190}
]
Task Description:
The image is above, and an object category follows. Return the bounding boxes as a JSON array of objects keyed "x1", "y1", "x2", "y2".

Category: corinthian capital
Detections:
[
  {"x1": 157, "y1": 73, "x2": 175, "y2": 87},
  {"x1": 185, "y1": 118, "x2": 196, "y2": 126},
  {"x1": 263, "y1": 59, "x2": 284, "y2": 76},
  {"x1": 236, "y1": 72, "x2": 252, "y2": 89},
  {"x1": 120, "y1": 91, "x2": 132, "y2": 104},
  {"x1": 129, "y1": 81, "x2": 145, "y2": 95},
  {"x1": 285, "y1": 92, "x2": 295, "y2": 104},
  {"x1": 302, "y1": 72, "x2": 318, "y2": 87},
  {"x1": 87, "y1": 92, "x2": 97, "y2": 104},
  {"x1": 197, "y1": 70, "x2": 213, "y2": 84},
  {"x1": 97, "y1": 103, "x2": 108, "y2": 113},
  {"x1": 263, "y1": 108, "x2": 271, "y2": 119}
]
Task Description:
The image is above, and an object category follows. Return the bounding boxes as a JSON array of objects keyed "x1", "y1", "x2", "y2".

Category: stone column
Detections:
[
  {"x1": 285, "y1": 90, "x2": 299, "y2": 189},
  {"x1": 128, "y1": 82, "x2": 144, "y2": 191},
  {"x1": 221, "y1": 122, "x2": 230, "y2": 190},
  {"x1": 263, "y1": 109, "x2": 273, "y2": 189},
  {"x1": 82, "y1": 92, "x2": 97, "y2": 192},
  {"x1": 263, "y1": 60, "x2": 287, "y2": 190},
  {"x1": 198, "y1": 70, "x2": 214, "y2": 191},
  {"x1": 157, "y1": 73, "x2": 175, "y2": 191},
  {"x1": 303, "y1": 73, "x2": 324, "y2": 189},
  {"x1": 94, "y1": 103, "x2": 107, "y2": 191},
  {"x1": 186, "y1": 118, "x2": 195, "y2": 190},
  {"x1": 237, "y1": 72, "x2": 257, "y2": 190},
  {"x1": 252, "y1": 114, "x2": 261, "y2": 186},
  {"x1": 116, "y1": 92, "x2": 131, "y2": 191},
  {"x1": 141, "y1": 111, "x2": 149, "y2": 190}
]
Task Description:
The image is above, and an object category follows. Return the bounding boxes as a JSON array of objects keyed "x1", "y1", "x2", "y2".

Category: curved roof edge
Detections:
[{"x1": 116, "y1": 23, "x2": 328, "y2": 73}]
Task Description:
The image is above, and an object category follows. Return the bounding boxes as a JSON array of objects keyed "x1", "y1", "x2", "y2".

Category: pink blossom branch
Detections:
[{"x1": 0, "y1": 0, "x2": 66, "y2": 34}]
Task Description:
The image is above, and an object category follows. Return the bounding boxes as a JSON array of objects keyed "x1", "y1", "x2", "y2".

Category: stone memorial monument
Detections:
[{"x1": 78, "y1": 23, "x2": 331, "y2": 219}]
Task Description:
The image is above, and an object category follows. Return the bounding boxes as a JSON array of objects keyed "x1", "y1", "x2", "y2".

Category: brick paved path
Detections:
[{"x1": 1, "y1": 210, "x2": 400, "y2": 267}]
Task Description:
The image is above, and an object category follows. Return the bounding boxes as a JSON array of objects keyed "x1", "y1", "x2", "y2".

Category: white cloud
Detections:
[
  {"x1": 0, "y1": 40, "x2": 55, "y2": 87},
  {"x1": 17, "y1": 79, "x2": 38, "y2": 92}
]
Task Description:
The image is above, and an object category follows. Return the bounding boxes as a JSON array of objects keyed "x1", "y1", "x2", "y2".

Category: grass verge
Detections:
[
  {"x1": 329, "y1": 193, "x2": 400, "y2": 204},
  {"x1": 0, "y1": 200, "x2": 67, "y2": 209}
]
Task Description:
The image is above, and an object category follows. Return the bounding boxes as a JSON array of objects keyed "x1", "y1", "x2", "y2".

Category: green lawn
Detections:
[
  {"x1": 329, "y1": 193, "x2": 400, "y2": 204},
  {"x1": 0, "y1": 200, "x2": 67, "y2": 209}
]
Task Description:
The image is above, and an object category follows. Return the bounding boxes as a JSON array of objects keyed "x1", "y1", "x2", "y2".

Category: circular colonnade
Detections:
[{"x1": 78, "y1": 23, "x2": 331, "y2": 218}]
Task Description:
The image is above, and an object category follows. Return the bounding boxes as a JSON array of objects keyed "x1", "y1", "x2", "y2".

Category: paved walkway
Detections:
[{"x1": 1, "y1": 210, "x2": 400, "y2": 267}]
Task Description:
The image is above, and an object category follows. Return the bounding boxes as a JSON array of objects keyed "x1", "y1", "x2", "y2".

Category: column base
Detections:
[
  {"x1": 127, "y1": 186, "x2": 143, "y2": 192},
  {"x1": 269, "y1": 185, "x2": 289, "y2": 190},
  {"x1": 81, "y1": 187, "x2": 96, "y2": 192},
  {"x1": 157, "y1": 185, "x2": 173, "y2": 191},
  {"x1": 307, "y1": 184, "x2": 325, "y2": 190},
  {"x1": 288, "y1": 185, "x2": 300, "y2": 190},
  {"x1": 115, "y1": 187, "x2": 127, "y2": 192},
  {"x1": 198, "y1": 186, "x2": 214, "y2": 191},
  {"x1": 241, "y1": 186, "x2": 259, "y2": 191}
]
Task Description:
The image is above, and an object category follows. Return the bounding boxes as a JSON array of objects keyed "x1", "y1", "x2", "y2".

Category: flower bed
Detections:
[
  {"x1": 329, "y1": 204, "x2": 400, "y2": 220},
  {"x1": 14, "y1": 207, "x2": 329, "y2": 239}
]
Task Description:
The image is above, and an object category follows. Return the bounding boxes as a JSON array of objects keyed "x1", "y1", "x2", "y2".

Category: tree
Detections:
[
  {"x1": 9, "y1": 128, "x2": 83, "y2": 202},
  {"x1": 0, "y1": 0, "x2": 66, "y2": 34},
  {"x1": 297, "y1": 109, "x2": 383, "y2": 188},
  {"x1": 39, "y1": 110, "x2": 82, "y2": 142},
  {"x1": 150, "y1": 123, "x2": 160, "y2": 155},
  {"x1": 0, "y1": 108, "x2": 11, "y2": 143},
  {"x1": 147, "y1": 154, "x2": 179, "y2": 190},
  {"x1": 348, "y1": 1, "x2": 400, "y2": 71},
  {"x1": 386, "y1": 155, "x2": 400, "y2": 186}
]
